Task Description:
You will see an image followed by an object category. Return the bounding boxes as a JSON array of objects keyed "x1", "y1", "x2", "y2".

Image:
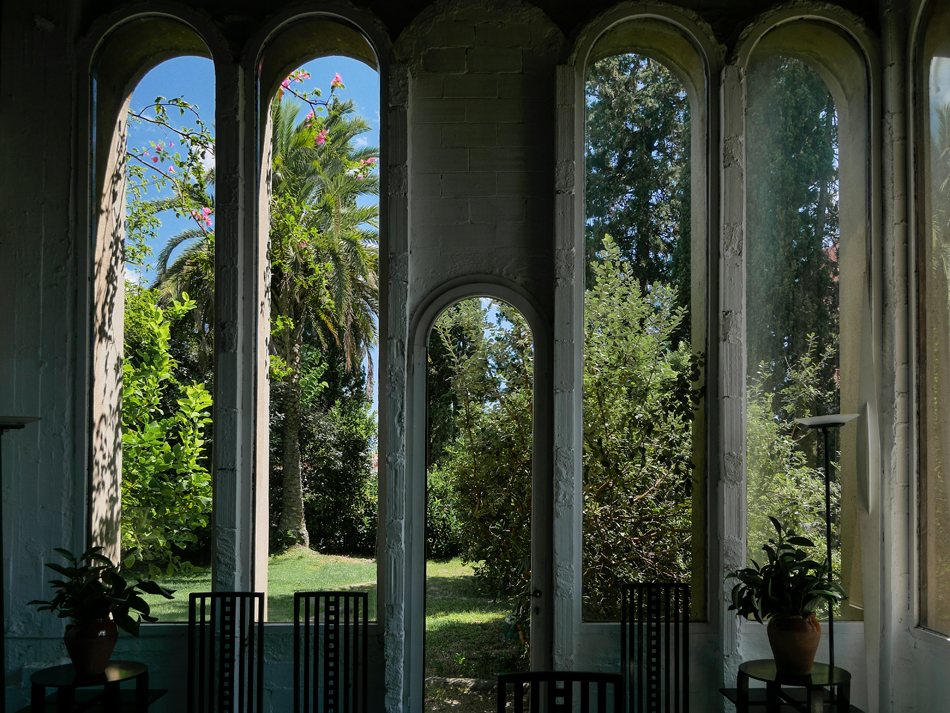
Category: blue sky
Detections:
[{"x1": 128, "y1": 54, "x2": 381, "y2": 409}]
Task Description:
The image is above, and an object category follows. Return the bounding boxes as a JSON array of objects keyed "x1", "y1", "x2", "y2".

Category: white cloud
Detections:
[{"x1": 354, "y1": 136, "x2": 369, "y2": 148}]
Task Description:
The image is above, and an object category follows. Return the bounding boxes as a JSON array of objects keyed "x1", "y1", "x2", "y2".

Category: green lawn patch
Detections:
[
  {"x1": 138, "y1": 548, "x2": 377, "y2": 623},
  {"x1": 424, "y1": 558, "x2": 525, "y2": 681},
  {"x1": 265, "y1": 548, "x2": 377, "y2": 621}
]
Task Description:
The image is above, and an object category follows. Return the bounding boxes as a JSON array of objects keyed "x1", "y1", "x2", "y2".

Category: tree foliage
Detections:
[
  {"x1": 746, "y1": 336, "x2": 839, "y2": 572},
  {"x1": 267, "y1": 83, "x2": 379, "y2": 548},
  {"x1": 585, "y1": 54, "x2": 691, "y2": 322},
  {"x1": 746, "y1": 56, "x2": 839, "y2": 388},
  {"x1": 121, "y1": 287, "x2": 213, "y2": 575},
  {"x1": 270, "y1": 343, "x2": 378, "y2": 555},
  {"x1": 427, "y1": 300, "x2": 534, "y2": 631},
  {"x1": 582, "y1": 238, "x2": 702, "y2": 619},
  {"x1": 582, "y1": 53, "x2": 699, "y2": 621},
  {"x1": 122, "y1": 98, "x2": 216, "y2": 575}
]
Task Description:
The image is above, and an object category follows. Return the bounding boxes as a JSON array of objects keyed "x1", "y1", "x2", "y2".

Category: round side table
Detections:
[
  {"x1": 737, "y1": 659, "x2": 852, "y2": 713},
  {"x1": 30, "y1": 661, "x2": 150, "y2": 713}
]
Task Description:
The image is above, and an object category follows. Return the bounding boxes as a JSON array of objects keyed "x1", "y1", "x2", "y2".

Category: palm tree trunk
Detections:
[{"x1": 278, "y1": 338, "x2": 309, "y2": 547}]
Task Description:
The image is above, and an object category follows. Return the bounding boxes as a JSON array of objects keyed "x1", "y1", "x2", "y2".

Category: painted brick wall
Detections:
[{"x1": 398, "y1": 2, "x2": 564, "y2": 313}]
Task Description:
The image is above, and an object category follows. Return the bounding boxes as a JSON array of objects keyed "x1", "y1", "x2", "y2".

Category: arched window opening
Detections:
[
  {"x1": 745, "y1": 55, "x2": 840, "y2": 569},
  {"x1": 744, "y1": 25, "x2": 866, "y2": 622},
  {"x1": 424, "y1": 297, "x2": 533, "y2": 705},
  {"x1": 582, "y1": 36, "x2": 707, "y2": 622},
  {"x1": 90, "y1": 17, "x2": 217, "y2": 623},
  {"x1": 260, "y1": 51, "x2": 381, "y2": 621},
  {"x1": 918, "y1": 0, "x2": 950, "y2": 637},
  {"x1": 121, "y1": 56, "x2": 217, "y2": 621}
]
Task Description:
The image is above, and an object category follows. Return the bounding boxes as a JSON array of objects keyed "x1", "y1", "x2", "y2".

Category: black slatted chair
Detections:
[
  {"x1": 187, "y1": 592, "x2": 265, "y2": 713},
  {"x1": 294, "y1": 591, "x2": 369, "y2": 713},
  {"x1": 621, "y1": 583, "x2": 689, "y2": 713},
  {"x1": 496, "y1": 671, "x2": 623, "y2": 713}
]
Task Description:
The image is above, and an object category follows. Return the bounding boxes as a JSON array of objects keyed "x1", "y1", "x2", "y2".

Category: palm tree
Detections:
[
  {"x1": 154, "y1": 88, "x2": 380, "y2": 549},
  {"x1": 268, "y1": 96, "x2": 379, "y2": 547},
  {"x1": 150, "y1": 183, "x2": 216, "y2": 370}
]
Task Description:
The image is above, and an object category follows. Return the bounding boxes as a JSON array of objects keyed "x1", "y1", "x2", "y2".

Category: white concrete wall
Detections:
[{"x1": 0, "y1": 1, "x2": 90, "y2": 706}]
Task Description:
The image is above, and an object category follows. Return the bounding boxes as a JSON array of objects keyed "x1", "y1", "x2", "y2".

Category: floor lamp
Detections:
[
  {"x1": 0, "y1": 416, "x2": 40, "y2": 713},
  {"x1": 794, "y1": 413, "x2": 857, "y2": 676}
]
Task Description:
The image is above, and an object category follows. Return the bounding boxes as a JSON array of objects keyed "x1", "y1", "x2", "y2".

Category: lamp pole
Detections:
[
  {"x1": 0, "y1": 417, "x2": 39, "y2": 713},
  {"x1": 794, "y1": 413, "x2": 856, "y2": 676}
]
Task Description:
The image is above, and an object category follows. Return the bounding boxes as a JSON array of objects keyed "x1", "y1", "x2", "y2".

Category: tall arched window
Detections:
[
  {"x1": 121, "y1": 56, "x2": 217, "y2": 616},
  {"x1": 424, "y1": 296, "x2": 533, "y2": 700},
  {"x1": 90, "y1": 16, "x2": 216, "y2": 583},
  {"x1": 256, "y1": 17, "x2": 383, "y2": 619},
  {"x1": 743, "y1": 20, "x2": 872, "y2": 622},
  {"x1": 581, "y1": 19, "x2": 708, "y2": 623}
]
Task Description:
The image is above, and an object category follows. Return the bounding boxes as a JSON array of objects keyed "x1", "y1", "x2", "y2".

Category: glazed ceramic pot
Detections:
[
  {"x1": 767, "y1": 613, "x2": 821, "y2": 676},
  {"x1": 63, "y1": 617, "x2": 118, "y2": 676}
]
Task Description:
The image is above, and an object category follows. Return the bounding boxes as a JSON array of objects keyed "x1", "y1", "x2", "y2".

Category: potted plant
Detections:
[
  {"x1": 28, "y1": 547, "x2": 174, "y2": 675},
  {"x1": 727, "y1": 517, "x2": 846, "y2": 676}
]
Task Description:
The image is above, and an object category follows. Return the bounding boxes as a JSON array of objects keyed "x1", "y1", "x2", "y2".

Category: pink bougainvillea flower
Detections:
[
  {"x1": 366, "y1": 156, "x2": 378, "y2": 164},
  {"x1": 316, "y1": 129, "x2": 328, "y2": 145},
  {"x1": 331, "y1": 72, "x2": 344, "y2": 89},
  {"x1": 151, "y1": 156, "x2": 159, "y2": 163},
  {"x1": 168, "y1": 166, "x2": 175, "y2": 173},
  {"x1": 281, "y1": 78, "x2": 291, "y2": 89}
]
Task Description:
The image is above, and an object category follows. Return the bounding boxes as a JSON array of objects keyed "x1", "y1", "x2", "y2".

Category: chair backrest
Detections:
[
  {"x1": 496, "y1": 671, "x2": 623, "y2": 713},
  {"x1": 294, "y1": 591, "x2": 369, "y2": 713},
  {"x1": 187, "y1": 592, "x2": 265, "y2": 713},
  {"x1": 621, "y1": 583, "x2": 689, "y2": 713}
]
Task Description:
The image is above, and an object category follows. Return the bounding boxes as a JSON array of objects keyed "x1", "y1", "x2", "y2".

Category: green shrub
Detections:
[{"x1": 426, "y1": 464, "x2": 463, "y2": 559}]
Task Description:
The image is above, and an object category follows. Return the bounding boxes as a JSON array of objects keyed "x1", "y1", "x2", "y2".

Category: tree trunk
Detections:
[{"x1": 278, "y1": 337, "x2": 309, "y2": 547}]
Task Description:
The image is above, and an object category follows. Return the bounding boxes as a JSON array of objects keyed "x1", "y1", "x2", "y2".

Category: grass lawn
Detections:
[
  {"x1": 138, "y1": 548, "x2": 377, "y2": 622},
  {"x1": 424, "y1": 559, "x2": 525, "y2": 680}
]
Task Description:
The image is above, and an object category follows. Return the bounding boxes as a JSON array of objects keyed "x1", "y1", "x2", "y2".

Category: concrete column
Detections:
[
  {"x1": 878, "y1": 2, "x2": 914, "y2": 711},
  {"x1": 384, "y1": 61, "x2": 410, "y2": 713},
  {"x1": 212, "y1": 57, "x2": 262, "y2": 593},
  {"x1": 719, "y1": 60, "x2": 747, "y2": 688},
  {"x1": 552, "y1": 63, "x2": 582, "y2": 671}
]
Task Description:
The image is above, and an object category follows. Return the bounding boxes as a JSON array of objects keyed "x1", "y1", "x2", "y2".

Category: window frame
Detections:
[
  {"x1": 563, "y1": 5, "x2": 721, "y2": 677},
  {"x1": 742, "y1": 23, "x2": 868, "y2": 622},
  {"x1": 580, "y1": 33, "x2": 709, "y2": 623},
  {"x1": 730, "y1": 9, "x2": 880, "y2": 671}
]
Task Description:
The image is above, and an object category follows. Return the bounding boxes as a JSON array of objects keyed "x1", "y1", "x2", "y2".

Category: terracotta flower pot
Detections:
[
  {"x1": 63, "y1": 617, "x2": 118, "y2": 676},
  {"x1": 767, "y1": 614, "x2": 821, "y2": 676}
]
